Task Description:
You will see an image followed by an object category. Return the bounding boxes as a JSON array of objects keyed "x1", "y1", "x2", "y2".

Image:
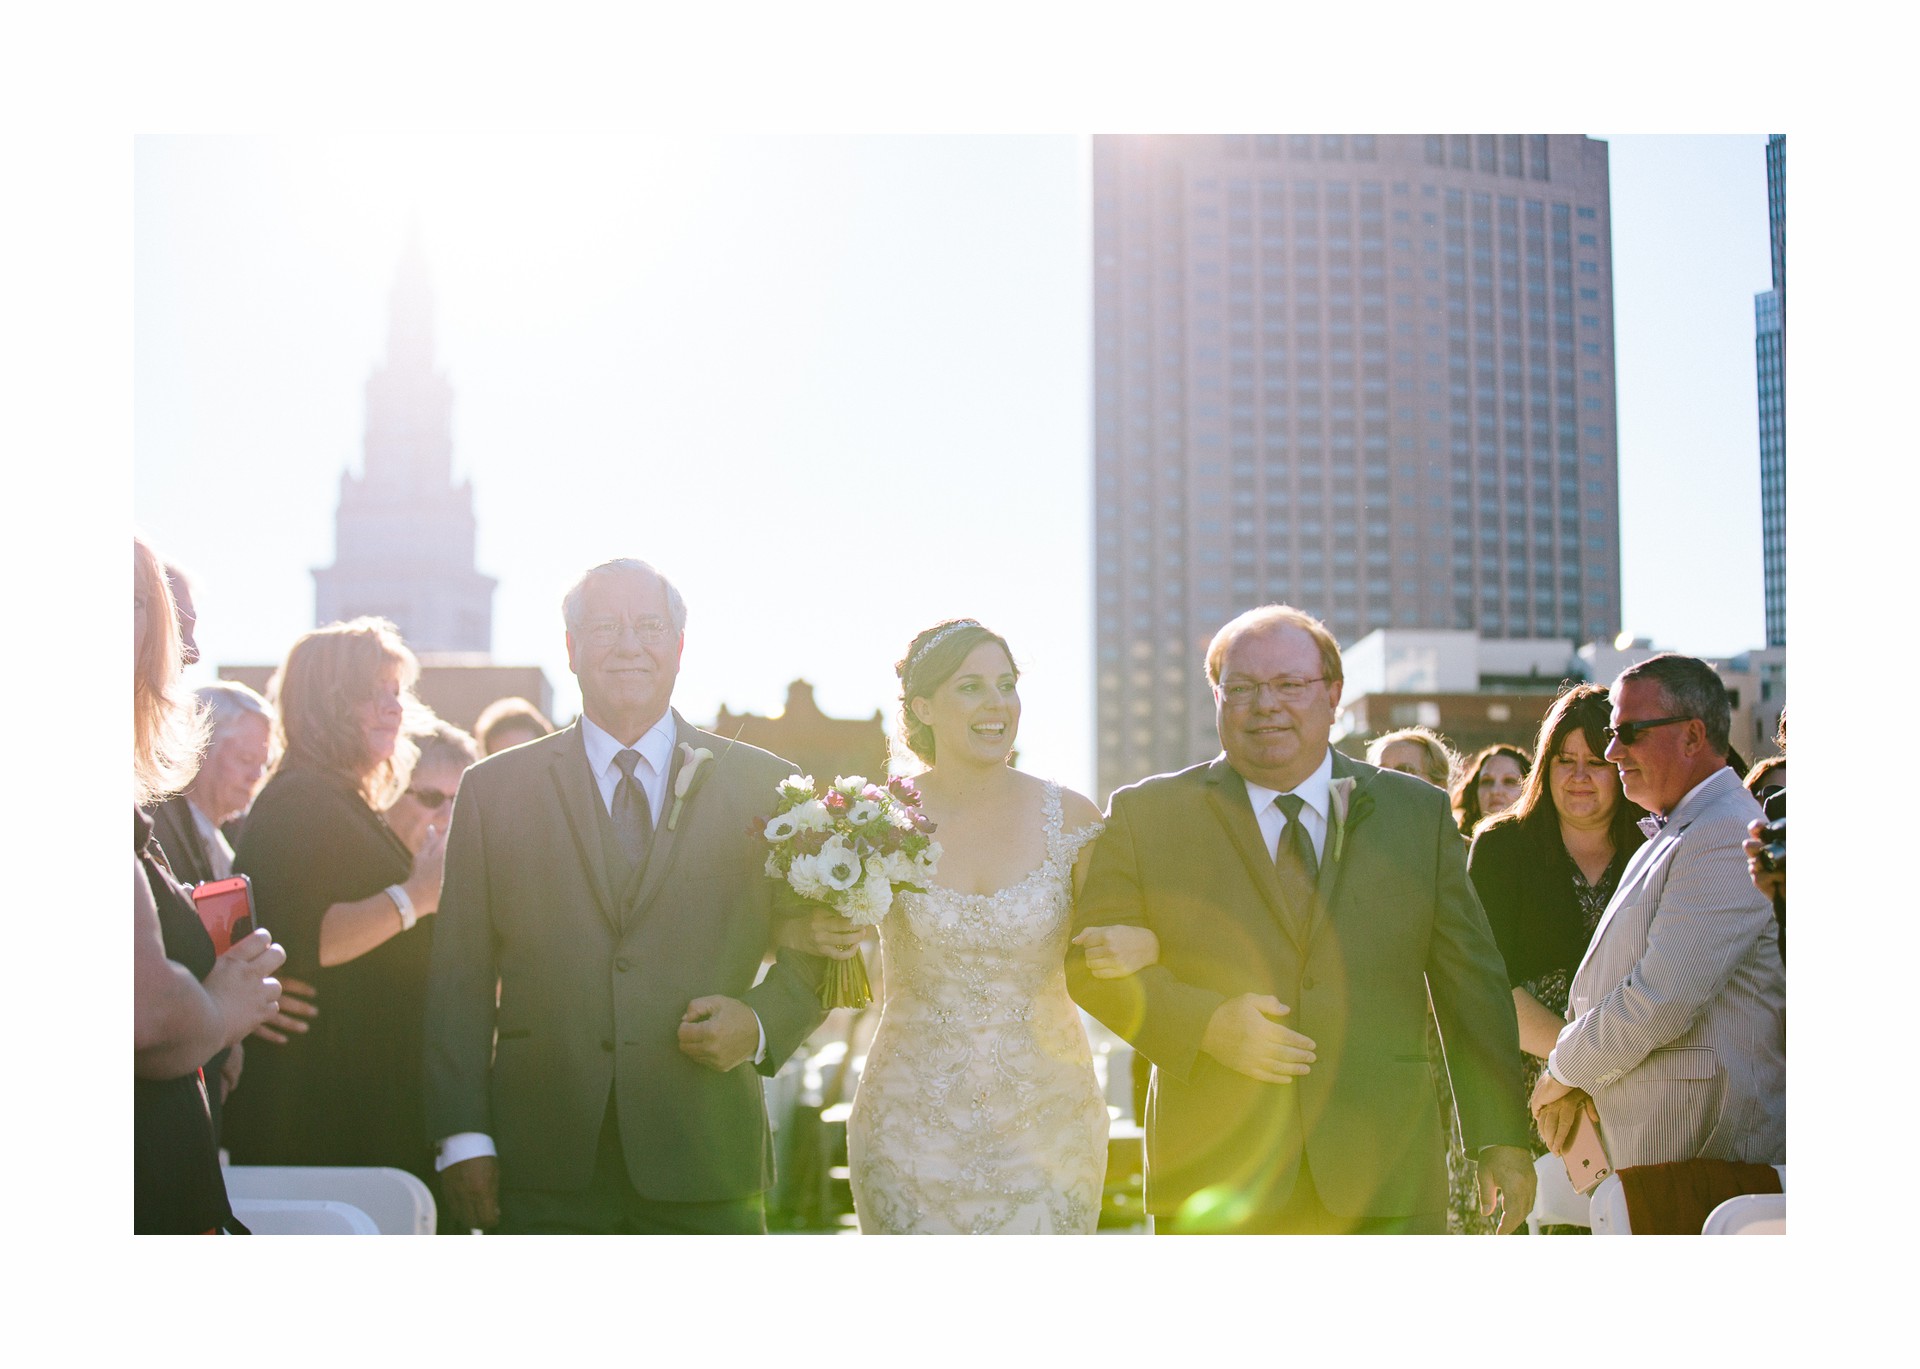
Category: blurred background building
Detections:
[
  {"x1": 1756, "y1": 133, "x2": 1786, "y2": 649},
  {"x1": 312, "y1": 231, "x2": 497, "y2": 652},
  {"x1": 711, "y1": 680, "x2": 889, "y2": 782},
  {"x1": 1092, "y1": 134, "x2": 1622, "y2": 797}
]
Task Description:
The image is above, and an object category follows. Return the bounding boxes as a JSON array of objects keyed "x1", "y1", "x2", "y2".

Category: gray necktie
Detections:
[
  {"x1": 1273, "y1": 792, "x2": 1319, "y2": 926},
  {"x1": 612, "y1": 748, "x2": 655, "y2": 873}
]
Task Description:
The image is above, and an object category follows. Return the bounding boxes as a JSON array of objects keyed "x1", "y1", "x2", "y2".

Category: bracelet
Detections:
[{"x1": 386, "y1": 884, "x2": 417, "y2": 932}]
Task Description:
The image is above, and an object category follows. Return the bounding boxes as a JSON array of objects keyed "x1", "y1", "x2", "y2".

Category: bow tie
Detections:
[{"x1": 1636, "y1": 814, "x2": 1668, "y2": 840}]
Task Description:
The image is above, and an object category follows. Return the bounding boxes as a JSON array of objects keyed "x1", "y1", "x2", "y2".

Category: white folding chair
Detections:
[
  {"x1": 1588, "y1": 1173, "x2": 1631, "y2": 1233},
  {"x1": 232, "y1": 1197, "x2": 379, "y2": 1235},
  {"x1": 1703, "y1": 1192, "x2": 1786, "y2": 1234},
  {"x1": 223, "y1": 1165, "x2": 436, "y2": 1234},
  {"x1": 1527, "y1": 1152, "x2": 1593, "y2": 1232}
]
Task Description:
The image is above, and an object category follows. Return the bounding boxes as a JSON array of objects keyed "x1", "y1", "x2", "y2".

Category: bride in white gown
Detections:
[{"x1": 802, "y1": 619, "x2": 1155, "y2": 1234}]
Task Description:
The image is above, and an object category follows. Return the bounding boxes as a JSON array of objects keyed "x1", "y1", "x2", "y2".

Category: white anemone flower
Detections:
[
  {"x1": 790, "y1": 799, "x2": 833, "y2": 832},
  {"x1": 764, "y1": 811, "x2": 800, "y2": 842},
  {"x1": 818, "y1": 838, "x2": 862, "y2": 892},
  {"x1": 847, "y1": 799, "x2": 882, "y2": 826}
]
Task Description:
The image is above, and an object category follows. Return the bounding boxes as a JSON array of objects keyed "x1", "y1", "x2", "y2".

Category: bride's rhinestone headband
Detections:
[{"x1": 908, "y1": 620, "x2": 979, "y2": 673}]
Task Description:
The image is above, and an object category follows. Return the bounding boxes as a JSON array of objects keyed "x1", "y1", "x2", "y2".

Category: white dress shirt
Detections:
[
  {"x1": 1242, "y1": 749, "x2": 1333, "y2": 864},
  {"x1": 437, "y1": 709, "x2": 766, "y2": 1176},
  {"x1": 187, "y1": 800, "x2": 235, "y2": 881}
]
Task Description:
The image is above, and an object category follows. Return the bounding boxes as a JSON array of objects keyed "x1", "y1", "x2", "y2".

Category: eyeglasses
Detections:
[
  {"x1": 1215, "y1": 675, "x2": 1326, "y2": 707},
  {"x1": 1601, "y1": 715, "x2": 1693, "y2": 747},
  {"x1": 406, "y1": 786, "x2": 455, "y2": 810},
  {"x1": 578, "y1": 616, "x2": 674, "y2": 647}
]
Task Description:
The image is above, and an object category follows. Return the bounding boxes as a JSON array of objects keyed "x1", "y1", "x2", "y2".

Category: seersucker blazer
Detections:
[{"x1": 1552, "y1": 766, "x2": 1785, "y2": 1169}]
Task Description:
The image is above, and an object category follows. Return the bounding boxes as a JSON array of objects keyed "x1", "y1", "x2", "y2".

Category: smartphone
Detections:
[
  {"x1": 1560, "y1": 1111, "x2": 1613, "y2": 1195},
  {"x1": 191, "y1": 875, "x2": 255, "y2": 955}
]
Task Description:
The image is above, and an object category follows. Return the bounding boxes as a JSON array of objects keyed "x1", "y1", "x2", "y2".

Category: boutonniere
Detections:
[
  {"x1": 667, "y1": 744, "x2": 715, "y2": 830},
  {"x1": 1635, "y1": 813, "x2": 1668, "y2": 841},
  {"x1": 1328, "y1": 776, "x2": 1375, "y2": 864}
]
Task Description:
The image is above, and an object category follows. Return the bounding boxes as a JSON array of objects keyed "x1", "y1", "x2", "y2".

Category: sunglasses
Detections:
[
  {"x1": 1601, "y1": 716, "x2": 1693, "y2": 747},
  {"x1": 406, "y1": 786, "x2": 455, "y2": 810}
]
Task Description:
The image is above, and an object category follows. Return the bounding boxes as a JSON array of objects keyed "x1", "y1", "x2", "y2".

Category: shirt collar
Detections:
[
  {"x1": 1243, "y1": 747, "x2": 1334, "y2": 822},
  {"x1": 1664, "y1": 763, "x2": 1741, "y2": 825},
  {"x1": 580, "y1": 709, "x2": 677, "y2": 781}
]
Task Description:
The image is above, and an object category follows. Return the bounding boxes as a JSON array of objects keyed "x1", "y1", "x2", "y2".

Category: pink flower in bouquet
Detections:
[{"x1": 887, "y1": 776, "x2": 921, "y2": 805}]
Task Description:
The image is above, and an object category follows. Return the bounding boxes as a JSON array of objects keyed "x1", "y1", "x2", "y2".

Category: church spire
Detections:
[{"x1": 386, "y1": 219, "x2": 436, "y2": 373}]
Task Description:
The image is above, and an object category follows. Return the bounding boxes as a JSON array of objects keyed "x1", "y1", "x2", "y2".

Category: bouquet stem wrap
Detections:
[{"x1": 819, "y1": 948, "x2": 873, "y2": 1011}]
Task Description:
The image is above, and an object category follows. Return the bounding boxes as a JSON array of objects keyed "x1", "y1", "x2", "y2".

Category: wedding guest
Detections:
[
  {"x1": 1467, "y1": 685, "x2": 1647, "y2": 1158},
  {"x1": 1532, "y1": 655, "x2": 1785, "y2": 1173},
  {"x1": 386, "y1": 719, "x2": 480, "y2": 854},
  {"x1": 134, "y1": 534, "x2": 284, "y2": 1233},
  {"x1": 1365, "y1": 726, "x2": 1457, "y2": 791},
  {"x1": 152, "y1": 683, "x2": 274, "y2": 888},
  {"x1": 474, "y1": 696, "x2": 554, "y2": 756},
  {"x1": 1743, "y1": 755, "x2": 1786, "y2": 803},
  {"x1": 223, "y1": 618, "x2": 449, "y2": 1193},
  {"x1": 1454, "y1": 744, "x2": 1529, "y2": 838},
  {"x1": 163, "y1": 561, "x2": 201, "y2": 667}
]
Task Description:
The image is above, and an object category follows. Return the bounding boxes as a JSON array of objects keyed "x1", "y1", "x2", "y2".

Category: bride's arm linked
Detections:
[{"x1": 1069, "y1": 843, "x2": 1160, "y2": 977}]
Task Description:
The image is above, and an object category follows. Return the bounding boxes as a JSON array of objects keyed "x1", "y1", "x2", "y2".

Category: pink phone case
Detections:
[{"x1": 1561, "y1": 1112, "x2": 1613, "y2": 1194}]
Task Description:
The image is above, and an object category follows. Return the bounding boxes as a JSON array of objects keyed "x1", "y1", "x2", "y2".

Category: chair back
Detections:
[
  {"x1": 1526, "y1": 1151, "x2": 1594, "y2": 1232},
  {"x1": 231, "y1": 1197, "x2": 379, "y2": 1234},
  {"x1": 223, "y1": 1165, "x2": 435, "y2": 1235},
  {"x1": 1703, "y1": 1192, "x2": 1786, "y2": 1234},
  {"x1": 1588, "y1": 1172, "x2": 1631, "y2": 1233}
]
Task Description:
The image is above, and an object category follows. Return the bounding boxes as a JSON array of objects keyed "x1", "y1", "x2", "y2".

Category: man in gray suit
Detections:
[
  {"x1": 424, "y1": 559, "x2": 824, "y2": 1233},
  {"x1": 1532, "y1": 653, "x2": 1786, "y2": 1170},
  {"x1": 1069, "y1": 605, "x2": 1534, "y2": 1233}
]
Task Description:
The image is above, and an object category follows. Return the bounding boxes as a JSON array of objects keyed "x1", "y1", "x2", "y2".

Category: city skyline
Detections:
[
  {"x1": 1091, "y1": 134, "x2": 1624, "y2": 794},
  {"x1": 135, "y1": 134, "x2": 1773, "y2": 797}
]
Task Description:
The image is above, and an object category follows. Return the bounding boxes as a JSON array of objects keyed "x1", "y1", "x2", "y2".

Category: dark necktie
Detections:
[
  {"x1": 1273, "y1": 792, "x2": 1319, "y2": 929},
  {"x1": 612, "y1": 748, "x2": 655, "y2": 873}
]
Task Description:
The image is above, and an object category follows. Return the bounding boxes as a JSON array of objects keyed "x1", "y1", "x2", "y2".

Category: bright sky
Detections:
[{"x1": 135, "y1": 133, "x2": 1771, "y2": 797}]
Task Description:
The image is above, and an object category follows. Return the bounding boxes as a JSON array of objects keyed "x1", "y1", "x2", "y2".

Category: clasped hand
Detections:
[{"x1": 1529, "y1": 1068, "x2": 1597, "y2": 1155}]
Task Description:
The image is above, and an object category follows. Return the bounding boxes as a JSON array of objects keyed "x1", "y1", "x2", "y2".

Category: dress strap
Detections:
[{"x1": 1041, "y1": 780, "x2": 1065, "y2": 866}]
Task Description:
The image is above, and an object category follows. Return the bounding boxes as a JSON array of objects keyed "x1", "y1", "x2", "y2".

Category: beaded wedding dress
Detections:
[{"x1": 847, "y1": 783, "x2": 1109, "y2": 1234}]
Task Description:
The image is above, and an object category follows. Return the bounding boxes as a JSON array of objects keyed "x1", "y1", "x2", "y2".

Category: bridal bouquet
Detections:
[{"x1": 754, "y1": 773, "x2": 940, "y2": 1009}]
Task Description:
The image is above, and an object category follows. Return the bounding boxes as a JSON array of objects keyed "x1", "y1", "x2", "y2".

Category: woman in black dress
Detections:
[
  {"x1": 1467, "y1": 684, "x2": 1647, "y2": 1153},
  {"x1": 224, "y1": 618, "x2": 447, "y2": 1186},
  {"x1": 133, "y1": 534, "x2": 285, "y2": 1232}
]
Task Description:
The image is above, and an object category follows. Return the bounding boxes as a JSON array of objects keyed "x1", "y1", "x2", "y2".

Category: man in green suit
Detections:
[
  {"x1": 1069, "y1": 605, "x2": 1534, "y2": 1233},
  {"x1": 424, "y1": 558, "x2": 824, "y2": 1233}
]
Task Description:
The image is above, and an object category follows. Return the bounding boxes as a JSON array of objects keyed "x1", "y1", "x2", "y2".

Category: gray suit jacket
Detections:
[
  {"x1": 422, "y1": 712, "x2": 825, "y2": 1201},
  {"x1": 1553, "y1": 766, "x2": 1785, "y2": 1168},
  {"x1": 1068, "y1": 751, "x2": 1527, "y2": 1225}
]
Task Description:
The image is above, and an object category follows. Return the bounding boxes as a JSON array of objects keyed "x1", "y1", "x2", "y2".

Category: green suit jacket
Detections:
[
  {"x1": 423, "y1": 713, "x2": 824, "y2": 1202},
  {"x1": 1067, "y1": 750, "x2": 1526, "y2": 1227}
]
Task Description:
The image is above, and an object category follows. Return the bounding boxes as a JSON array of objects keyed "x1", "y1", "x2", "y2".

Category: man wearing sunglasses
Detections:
[{"x1": 1530, "y1": 653, "x2": 1786, "y2": 1176}]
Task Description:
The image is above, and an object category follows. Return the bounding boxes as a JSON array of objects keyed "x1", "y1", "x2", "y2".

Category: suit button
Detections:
[
  {"x1": 600, "y1": 1039, "x2": 614, "y2": 1053},
  {"x1": 615, "y1": 957, "x2": 631, "y2": 972}
]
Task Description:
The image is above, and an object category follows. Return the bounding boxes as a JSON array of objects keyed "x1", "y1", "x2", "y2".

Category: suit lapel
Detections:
[
  {"x1": 546, "y1": 722, "x2": 620, "y2": 934},
  {"x1": 1571, "y1": 798, "x2": 1703, "y2": 991},
  {"x1": 1204, "y1": 757, "x2": 1304, "y2": 952},
  {"x1": 1306, "y1": 751, "x2": 1372, "y2": 946},
  {"x1": 627, "y1": 712, "x2": 698, "y2": 921}
]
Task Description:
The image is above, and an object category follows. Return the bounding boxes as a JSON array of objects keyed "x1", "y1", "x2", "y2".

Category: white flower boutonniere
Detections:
[
  {"x1": 1327, "y1": 775, "x2": 1375, "y2": 864},
  {"x1": 668, "y1": 744, "x2": 714, "y2": 830}
]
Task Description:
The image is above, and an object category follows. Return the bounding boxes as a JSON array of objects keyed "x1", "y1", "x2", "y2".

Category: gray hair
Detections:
[
  {"x1": 1365, "y1": 725, "x2": 1458, "y2": 788},
  {"x1": 1615, "y1": 653, "x2": 1731, "y2": 756},
  {"x1": 194, "y1": 680, "x2": 274, "y2": 746},
  {"x1": 408, "y1": 718, "x2": 481, "y2": 772},
  {"x1": 561, "y1": 558, "x2": 688, "y2": 635}
]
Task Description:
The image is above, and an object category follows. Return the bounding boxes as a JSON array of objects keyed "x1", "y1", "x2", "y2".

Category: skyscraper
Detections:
[
  {"x1": 1756, "y1": 134, "x2": 1786, "y2": 649},
  {"x1": 313, "y1": 232, "x2": 497, "y2": 652},
  {"x1": 1092, "y1": 135, "x2": 1621, "y2": 797}
]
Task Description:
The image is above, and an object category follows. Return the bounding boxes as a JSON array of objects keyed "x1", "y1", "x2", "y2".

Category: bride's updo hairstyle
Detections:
[{"x1": 895, "y1": 618, "x2": 1017, "y2": 765}]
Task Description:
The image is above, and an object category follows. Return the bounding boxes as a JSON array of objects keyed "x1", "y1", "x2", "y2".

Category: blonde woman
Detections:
[
  {"x1": 223, "y1": 618, "x2": 448, "y2": 1187},
  {"x1": 133, "y1": 534, "x2": 284, "y2": 1231}
]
